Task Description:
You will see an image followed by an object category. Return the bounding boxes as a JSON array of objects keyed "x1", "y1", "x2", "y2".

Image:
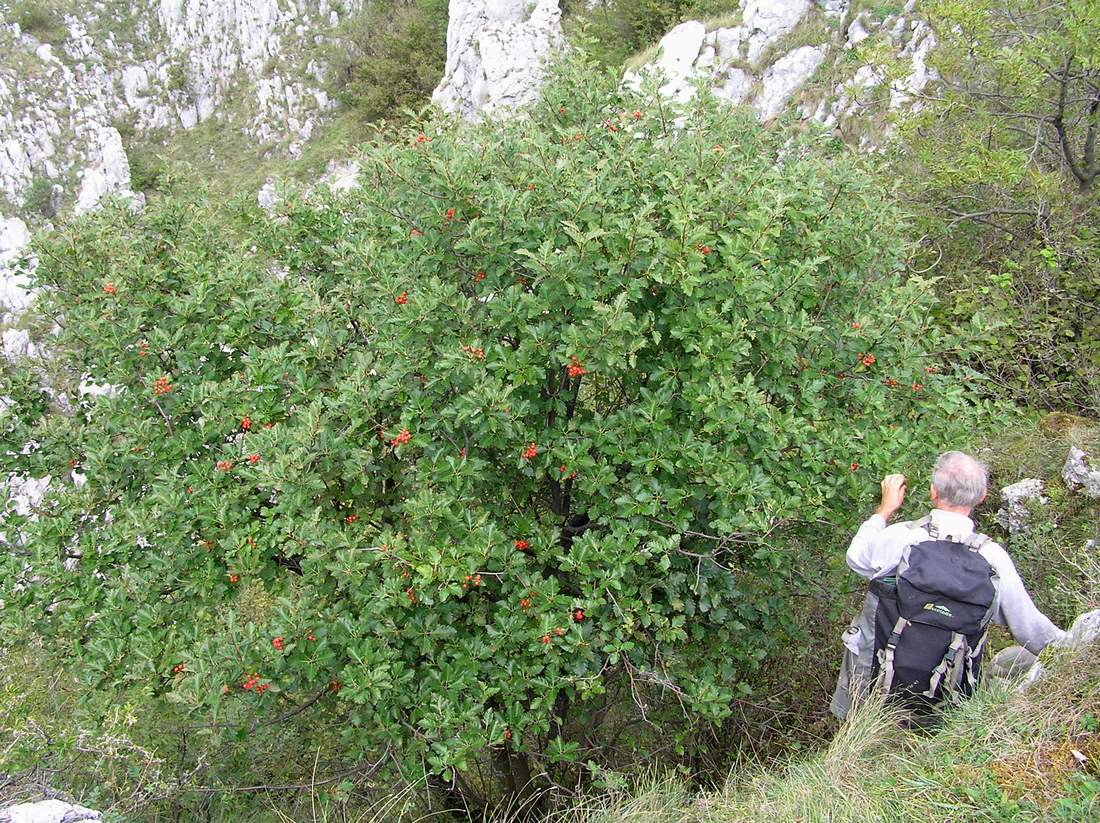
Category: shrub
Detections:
[
  {"x1": 899, "y1": 0, "x2": 1100, "y2": 416},
  {"x1": 1, "y1": 55, "x2": 983, "y2": 813},
  {"x1": 330, "y1": 0, "x2": 449, "y2": 123},
  {"x1": 10, "y1": 0, "x2": 69, "y2": 44}
]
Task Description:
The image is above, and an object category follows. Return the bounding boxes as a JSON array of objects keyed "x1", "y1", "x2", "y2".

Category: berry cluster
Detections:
[
  {"x1": 521, "y1": 442, "x2": 538, "y2": 459},
  {"x1": 541, "y1": 634, "x2": 552, "y2": 644},
  {"x1": 567, "y1": 356, "x2": 586, "y2": 378},
  {"x1": 242, "y1": 673, "x2": 269, "y2": 693},
  {"x1": 395, "y1": 291, "x2": 408, "y2": 305},
  {"x1": 713, "y1": 144, "x2": 725, "y2": 154},
  {"x1": 462, "y1": 344, "x2": 485, "y2": 360},
  {"x1": 410, "y1": 228, "x2": 423, "y2": 238},
  {"x1": 171, "y1": 663, "x2": 186, "y2": 674},
  {"x1": 924, "y1": 365, "x2": 939, "y2": 374},
  {"x1": 473, "y1": 271, "x2": 486, "y2": 283},
  {"x1": 307, "y1": 631, "x2": 317, "y2": 641},
  {"x1": 632, "y1": 109, "x2": 642, "y2": 119},
  {"x1": 103, "y1": 282, "x2": 117, "y2": 295},
  {"x1": 697, "y1": 244, "x2": 713, "y2": 255},
  {"x1": 152, "y1": 375, "x2": 172, "y2": 396},
  {"x1": 514, "y1": 539, "x2": 529, "y2": 551},
  {"x1": 415, "y1": 132, "x2": 431, "y2": 144},
  {"x1": 573, "y1": 609, "x2": 585, "y2": 622},
  {"x1": 882, "y1": 377, "x2": 901, "y2": 389},
  {"x1": 851, "y1": 321, "x2": 862, "y2": 330},
  {"x1": 228, "y1": 573, "x2": 240, "y2": 583},
  {"x1": 201, "y1": 539, "x2": 214, "y2": 551},
  {"x1": 526, "y1": 182, "x2": 537, "y2": 191},
  {"x1": 858, "y1": 353, "x2": 876, "y2": 367},
  {"x1": 391, "y1": 428, "x2": 411, "y2": 446},
  {"x1": 247, "y1": 453, "x2": 260, "y2": 465},
  {"x1": 559, "y1": 464, "x2": 578, "y2": 480},
  {"x1": 216, "y1": 460, "x2": 233, "y2": 471},
  {"x1": 241, "y1": 416, "x2": 252, "y2": 431},
  {"x1": 272, "y1": 636, "x2": 284, "y2": 651},
  {"x1": 461, "y1": 574, "x2": 483, "y2": 589},
  {"x1": 445, "y1": 208, "x2": 456, "y2": 220},
  {"x1": 345, "y1": 514, "x2": 359, "y2": 524},
  {"x1": 406, "y1": 587, "x2": 416, "y2": 603},
  {"x1": 911, "y1": 382, "x2": 923, "y2": 392},
  {"x1": 850, "y1": 462, "x2": 860, "y2": 472},
  {"x1": 137, "y1": 340, "x2": 149, "y2": 357}
]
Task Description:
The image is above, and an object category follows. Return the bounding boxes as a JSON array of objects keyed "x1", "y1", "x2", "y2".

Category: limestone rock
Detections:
[
  {"x1": 73, "y1": 127, "x2": 136, "y2": 215},
  {"x1": 1063, "y1": 447, "x2": 1100, "y2": 498},
  {"x1": 0, "y1": 216, "x2": 35, "y2": 322},
  {"x1": 995, "y1": 478, "x2": 1047, "y2": 535},
  {"x1": 0, "y1": 800, "x2": 100, "y2": 823},
  {"x1": 1019, "y1": 608, "x2": 1100, "y2": 688},
  {"x1": 742, "y1": 0, "x2": 812, "y2": 64},
  {"x1": 754, "y1": 45, "x2": 826, "y2": 120},
  {"x1": 433, "y1": 0, "x2": 565, "y2": 117}
]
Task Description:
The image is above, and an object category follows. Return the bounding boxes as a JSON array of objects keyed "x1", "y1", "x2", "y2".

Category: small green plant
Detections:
[
  {"x1": 21, "y1": 175, "x2": 56, "y2": 218},
  {"x1": 10, "y1": 0, "x2": 69, "y2": 44}
]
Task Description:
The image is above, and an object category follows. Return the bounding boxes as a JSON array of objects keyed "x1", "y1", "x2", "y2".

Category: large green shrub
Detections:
[{"x1": 1, "y1": 57, "x2": 981, "y2": 812}]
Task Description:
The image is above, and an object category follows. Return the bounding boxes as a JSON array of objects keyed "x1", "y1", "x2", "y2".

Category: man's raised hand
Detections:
[{"x1": 875, "y1": 473, "x2": 907, "y2": 521}]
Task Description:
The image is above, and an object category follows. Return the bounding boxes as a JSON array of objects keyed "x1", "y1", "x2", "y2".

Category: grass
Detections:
[{"x1": 552, "y1": 639, "x2": 1100, "y2": 822}]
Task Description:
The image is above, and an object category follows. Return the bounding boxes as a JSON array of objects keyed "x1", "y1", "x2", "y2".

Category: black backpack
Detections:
[{"x1": 869, "y1": 517, "x2": 1000, "y2": 711}]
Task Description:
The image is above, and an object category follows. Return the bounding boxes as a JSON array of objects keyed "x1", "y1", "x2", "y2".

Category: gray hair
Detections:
[{"x1": 932, "y1": 451, "x2": 988, "y2": 508}]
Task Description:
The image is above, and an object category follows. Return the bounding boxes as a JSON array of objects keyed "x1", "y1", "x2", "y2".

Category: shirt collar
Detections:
[{"x1": 929, "y1": 508, "x2": 975, "y2": 539}]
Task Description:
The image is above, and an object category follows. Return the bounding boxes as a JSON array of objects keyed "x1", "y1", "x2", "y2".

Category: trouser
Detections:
[{"x1": 830, "y1": 590, "x2": 879, "y2": 720}]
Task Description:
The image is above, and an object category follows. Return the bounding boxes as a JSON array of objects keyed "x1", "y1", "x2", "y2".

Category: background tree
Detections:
[{"x1": 900, "y1": 0, "x2": 1100, "y2": 415}]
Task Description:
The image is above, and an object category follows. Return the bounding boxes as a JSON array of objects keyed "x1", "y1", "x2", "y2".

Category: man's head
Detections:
[{"x1": 930, "y1": 451, "x2": 988, "y2": 514}]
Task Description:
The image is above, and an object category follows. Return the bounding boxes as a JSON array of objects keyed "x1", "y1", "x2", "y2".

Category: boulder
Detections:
[
  {"x1": 742, "y1": 0, "x2": 812, "y2": 64},
  {"x1": 73, "y1": 127, "x2": 135, "y2": 215},
  {"x1": 754, "y1": 45, "x2": 827, "y2": 119},
  {"x1": 0, "y1": 799, "x2": 100, "y2": 822},
  {"x1": 1063, "y1": 447, "x2": 1100, "y2": 498},
  {"x1": 994, "y1": 477, "x2": 1046, "y2": 535},
  {"x1": 433, "y1": 0, "x2": 565, "y2": 118},
  {"x1": 1019, "y1": 609, "x2": 1100, "y2": 688}
]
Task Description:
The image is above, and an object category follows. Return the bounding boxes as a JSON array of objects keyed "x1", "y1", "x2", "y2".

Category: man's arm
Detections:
[
  {"x1": 985, "y1": 544, "x2": 1065, "y2": 654},
  {"x1": 846, "y1": 474, "x2": 909, "y2": 579}
]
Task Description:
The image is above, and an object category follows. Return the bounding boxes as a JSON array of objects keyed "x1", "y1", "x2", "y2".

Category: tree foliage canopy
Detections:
[{"x1": 1, "y1": 57, "x2": 981, "y2": 808}]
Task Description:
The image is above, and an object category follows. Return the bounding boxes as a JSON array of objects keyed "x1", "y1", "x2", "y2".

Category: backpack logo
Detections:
[{"x1": 923, "y1": 602, "x2": 953, "y2": 618}]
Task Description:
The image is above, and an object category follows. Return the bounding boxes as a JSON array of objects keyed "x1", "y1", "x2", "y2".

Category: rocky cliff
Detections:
[{"x1": 0, "y1": 0, "x2": 358, "y2": 217}]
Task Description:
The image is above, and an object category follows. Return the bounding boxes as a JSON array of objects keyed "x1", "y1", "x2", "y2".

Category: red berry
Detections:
[
  {"x1": 247, "y1": 453, "x2": 260, "y2": 465},
  {"x1": 473, "y1": 271, "x2": 486, "y2": 283},
  {"x1": 541, "y1": 634, "x2": 551, "y2": 644},
  {"x1": 504, "y1": 728, "x2": 512, "y2": 740},
  {"x1": 345, "y1": 514, "x2": 359, "y2": 524},
  {"x1": 514, "y1": 539, "x2": 529, "y2": 551},
  {"x1": 861, "y1": 354, "x2": 876, "y2": 367},
  {"x1": 216, "y1": 460, "x2": 233, "y2": 471},
  {"x1": 445, "y1": 207, "x2": 456, "y2": 220},
  {"x1": 410, "y1": 229, "x2": 422, "y2": 238},
  {"x1": 573, "y1": 609, "x2": 584, "y2": 622},
  {"x1": 925, "y1": 365, "x2": 939, "y2": 374},
  {"x1": 228, "y1": 573, "x2": 239, "y2": 583},
  {"x1": 912, "y1": 382, "x2": 923, "y2": 392},
  {"x1": 152, "y1": 375, "x2": 172, "y2": 396},
  {"x1": 850, "y1": 462, "x2": 859, "y2": 472},
  {"x1": 395, "y1": 291, "x2": 408, "y2": 305},
  {"x1": 241, "y1": 416, "x2": 252, "y2": 430},
  {"x1": 103, "y1": 282, "x2": 117, "y2": 295}
]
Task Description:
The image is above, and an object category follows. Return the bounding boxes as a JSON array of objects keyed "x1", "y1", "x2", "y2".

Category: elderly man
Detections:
[{"x1": 830, "y1": 451, "x2": 1064, "y2": 720}]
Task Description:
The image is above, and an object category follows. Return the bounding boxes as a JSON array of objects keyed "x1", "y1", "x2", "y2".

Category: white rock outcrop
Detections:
[
  {"x1": 0, "y1": 799, "x2": 101, "y2": 823},
  {"x1": 0, "y1": 216, "x2": 34, "y2": 322},
  {"x1": 623, "y1": 1, "x2": 939, "y2": 139},
  {"x1": 755, "y1": 45, "x2": 826, "y2": 119},
  {"x1": 433, "y1": 0, "x2": 565, "y2": 117},
  {"x1": 1, "y1": 0, "x2": 356, "y2": 217},
  {"x1": 1063, "y1": 447, "x2": 1100, "y2": 498},
  {"x1": 995, "y1": 477, "x2": 1047, "y2": 536}
]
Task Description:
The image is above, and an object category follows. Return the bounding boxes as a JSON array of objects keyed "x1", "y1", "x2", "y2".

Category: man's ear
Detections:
[
  {"x1": 929, "y1": 482, "x2": 937, "y2": 503},
  {"x1": 978, "y1": 490, "x2": 987, "y2": 505}
]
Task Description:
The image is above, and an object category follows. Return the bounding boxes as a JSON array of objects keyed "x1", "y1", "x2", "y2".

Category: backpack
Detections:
[{"x1": 869, "y1": 517, "x2": 1001, "y2": 712}]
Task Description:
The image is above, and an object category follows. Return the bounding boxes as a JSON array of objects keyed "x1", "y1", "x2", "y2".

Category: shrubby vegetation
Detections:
[
  {"x1": 903, "y1": 0, "x2": 1100, "y2": 416},
  {"x1": 0, "y1": 52, "x2": 989, "y2": 816},
  {"x1": 329, "y1": 0, "x2": 450, "y2": 123}
]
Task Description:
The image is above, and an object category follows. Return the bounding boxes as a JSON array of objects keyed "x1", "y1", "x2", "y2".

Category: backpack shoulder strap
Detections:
[{"x1": 963, "y1": 531, "x2": 993, "y2": 552}]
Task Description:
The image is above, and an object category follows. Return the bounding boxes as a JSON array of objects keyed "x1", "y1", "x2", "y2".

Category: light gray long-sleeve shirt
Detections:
[{"x1": 846, "y1": 508, "x2": 1065, "y2": 654}]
